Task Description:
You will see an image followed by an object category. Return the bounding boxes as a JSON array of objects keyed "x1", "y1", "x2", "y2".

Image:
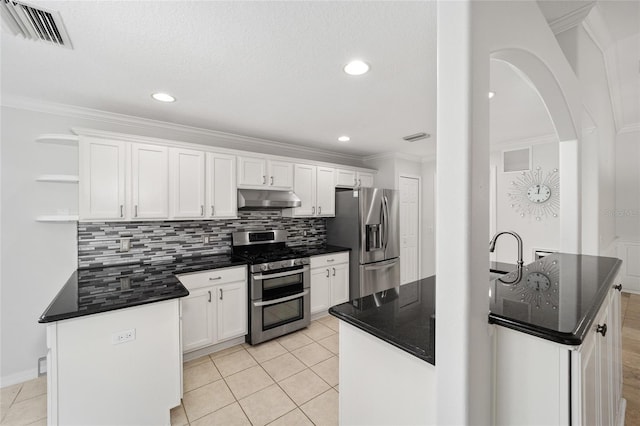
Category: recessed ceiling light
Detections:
[
  {"x1": 338, "y1": 136, "x2": 351, "y2": 142},
  {"x1": 344, "y1": 60, "x2": 370, "y2": 76},
  {"x1": 151, "y1": 92, "x2": 176, "y2": 102},
  {"x1": 488, "y1": 91, "x2": 495, "y2": 99}
]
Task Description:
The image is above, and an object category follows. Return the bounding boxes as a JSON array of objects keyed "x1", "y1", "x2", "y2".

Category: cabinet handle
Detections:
[
  {"x1": 134, "y1": 205, "x2": 138, "y2": 217},
  {"x1": 318, "y1": 206, "x2": 322, "y2": 215},
  {"x1": 312, "y1": 206, "x2": 315, "y2": 215},
  {"x1": 211, "y1": 205, "x2": 215, "y2": 216},
  {"x1": 596, "y1": 324, "x2": 607, "y2": 337},
  {"x1": 209, "y1": 276, "x2": 222, "y2": 281},
  {"x1": 614, "y1": 284, "x2": 623, "y2": 292},
  {"x1": 262, "y1": 175, "x2": 266, "y2": 184},
  {"x1": 270, "y1": 176, "x2": 274, "y2": 185},
  {"x1": 219, "y1": 289, "x2": 223, "y2": 300},
  {"x1": 201, "y1": 205, "x2": 204, "y2": 216},
  {"x1": 326, "y1": 269, "x2": 330, "y2": 278},
  {"x1": 332, "y1": 267, "x2": 336, "y2": 276},
  {"x1": 120, "y1": 205, "x2": 124, "y2": 218},
  {"x1": 326, "y1": 259, "x2": 335, "y2": 263},
  {"x1": 208, "y1": 290, "x2": 212, "y2": 303},
  {"x1": 359, "y1": 179, "x2": 362, "y2": 186}
]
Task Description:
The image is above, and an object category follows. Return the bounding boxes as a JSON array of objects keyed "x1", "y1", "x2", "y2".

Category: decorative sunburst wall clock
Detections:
[{"x1": 507, "y1": 167, "x2": 559, "y2": 221}]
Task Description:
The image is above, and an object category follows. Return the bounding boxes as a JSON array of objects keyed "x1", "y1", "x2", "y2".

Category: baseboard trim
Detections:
[{"x1": 0, "y1": 368, "x2": 40, "y2": 388}]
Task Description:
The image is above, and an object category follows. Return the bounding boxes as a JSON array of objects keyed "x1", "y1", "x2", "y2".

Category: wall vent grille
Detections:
[{"x1": 1, "y1": 0, "x2": 72, "y2": 48}]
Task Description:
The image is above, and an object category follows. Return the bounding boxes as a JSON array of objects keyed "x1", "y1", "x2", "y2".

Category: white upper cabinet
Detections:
[
  {"x1": 316, "y1": 166, "x2": 336, "y2": 216},
  {"x1": 336, "y1": 169, "x2": 374, "y2": 188},
  {"x1": 170, "y1": 148, "x2": 205, "y2": 219},
  {"x1": 206, "y1": 153, "x2": 237, "y2": 218},
  {"x1": 131, "y1": 143, "x2": 169, "y2": 219},
  {"x1": 289, "y1": 164, "x2": 334, "y2": 217},
  {"x1": 79, "y1": 137, "x2": 126, "y2": 220},
  {"x1": 237, "y1": 156, "x2": 293, "y2": 189}
]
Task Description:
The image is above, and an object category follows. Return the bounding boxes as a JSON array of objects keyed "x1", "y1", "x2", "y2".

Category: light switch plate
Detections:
[{"x1": 120, "y1": 238, "x2": 131, "y2": 252}]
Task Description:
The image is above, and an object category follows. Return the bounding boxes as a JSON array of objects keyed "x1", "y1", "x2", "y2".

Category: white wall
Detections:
[
  {"x1": 0, "y1": 104, "x2": 371, "y2": 385},
  {"x1": 421, "y1": 159, "x2": 436, "y2": 277},
  {"x1": 490, "y1": 142, "x2": 560, "y2": 264},
  {"x1": 615, "y1": 130, "x2": 640, "y2": 241}
]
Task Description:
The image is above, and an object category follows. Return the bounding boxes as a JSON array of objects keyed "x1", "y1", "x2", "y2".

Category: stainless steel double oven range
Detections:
[{"x1": 232, "y1": 230, "x2": 310, "y2": 345}]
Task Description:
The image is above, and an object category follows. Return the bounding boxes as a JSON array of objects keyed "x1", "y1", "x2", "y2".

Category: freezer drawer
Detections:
[{"x1": 357, "y1": 258, "x2": 400, "y2": 299}]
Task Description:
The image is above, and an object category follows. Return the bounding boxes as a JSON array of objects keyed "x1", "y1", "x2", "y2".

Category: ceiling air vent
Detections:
[
  {"x1": 403, "y1": 132, "x2": 431, "y2": 142},
  {"x1": 1, "y1": 0, "x2": 72, "y2": 49}
]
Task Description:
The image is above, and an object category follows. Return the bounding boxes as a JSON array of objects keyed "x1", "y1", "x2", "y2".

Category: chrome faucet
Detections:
[{"x1": 489, "y1": 231, "x2": 524, "y2": 268}]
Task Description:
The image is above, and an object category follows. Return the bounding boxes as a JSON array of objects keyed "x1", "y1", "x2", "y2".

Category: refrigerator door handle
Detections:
[
  {"x1": 382, "y1": 195, "x2": 390, "y2": 252},
  {"x1": 363, "y1": 258, "x2": 398, "y2": 271}
]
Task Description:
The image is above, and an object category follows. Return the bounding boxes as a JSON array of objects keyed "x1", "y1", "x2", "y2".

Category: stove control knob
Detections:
[
  {"x1": 260, "y1": 264, "x2": 268, "y2": 272},
  {"x1": 293, "y1": 259, "x2": 301, "y2": 266}
]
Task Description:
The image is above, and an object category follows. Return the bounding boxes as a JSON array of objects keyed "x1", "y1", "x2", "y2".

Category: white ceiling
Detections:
[{"x1": 1, "y1": 1, "x2": 637, "y2": 159}]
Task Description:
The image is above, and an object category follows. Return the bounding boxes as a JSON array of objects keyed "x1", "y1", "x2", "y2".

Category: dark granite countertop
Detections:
[
  {"x1": 329, "y1": 253, "x2": 622, "y2": 365},
  {"x1": 293, "y1": 244, "x2": 351, "y2": 257},
  {"x1": 330, "y1": 276, "x2": 436, "y2": 365},
  {"x1": 488, "y1": 253, "x2": 622, "y2": 345},
  {"x1": 39, "y1": 254, "x2": 248, "y2": 323}
]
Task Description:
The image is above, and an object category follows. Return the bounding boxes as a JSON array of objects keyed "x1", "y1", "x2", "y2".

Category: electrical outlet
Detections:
[
  {"x1": 202, "y1": 234, "x2": 210, "y2": 244},
  {"x1": 111, "y1": 329, "x2": 136, "y2": 345},
  {"x1": 302, "y1": 230, "x2": 308, "y2": 237},
  {"x1": 120, "y1": 238, "x2": 131, "y2": 252}
]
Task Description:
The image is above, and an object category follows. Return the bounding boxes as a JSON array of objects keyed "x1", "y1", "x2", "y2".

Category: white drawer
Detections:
[
  {"x1": 177, "y1": 266, "x2": 247, "y2": 290},
  {"x1": 310, "y1": 252, "x2": 349, "y2": 268}
]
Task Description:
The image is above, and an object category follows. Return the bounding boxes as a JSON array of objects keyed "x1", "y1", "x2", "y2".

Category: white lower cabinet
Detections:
[
  {"x1": 46, "y1": 300, "x2": 182, "y2": 426},
  {"x1": 310, "y1": 252, "x2": 349, "y2": 315},
  {"x1": 178, "y1": 266, "x2": 247, "y2": 353},
  {"x1": 493, "y1": 279, "x2": 624, "y2": 425}
]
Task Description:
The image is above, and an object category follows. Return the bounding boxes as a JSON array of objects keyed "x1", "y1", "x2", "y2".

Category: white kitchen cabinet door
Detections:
[
  {"x1": 293, "y1": 164, "x2": 317, "y2": 216},
  {"x1": 79, "y1": 137, "x2": 126, "y2": 220},
  {"x1": 170, "y1": 148, "x2": 205, "y2": 219},
  {"x1": 206, "y1": 153, "x2": 237, "y2": 218},
  {"x1": 310, "y1": 267, "x2": 331, "y2": 315},
  {"x1": 597, "y1": 301, "x2": 613, "y2": 426},
  {"x1": 216, "y1": 280, "x2": 248, "y2": 342},
  {"x1": 330, "y1": 262, "x2": 349, "y2": 306},
  {"x1": 237, "y1": 156, "x2": 267, "y2": 187},
  {"x1": 268, "y1": 160, "x2": 294, "y2": 189},
  {"x1": 580, "y1": 320, "x2": 600, "y2": 426},
  {"x1": 336, "y1": 169, "x2": 357, "y2": 188},
  {"x1": 357, "y1": 172, "x2": 375, "y2": 188},
  {"x1": 181, "y1": 287, "x2": 216, "y2": 352},
  {"x1": 610, "y1": 285, "x2": 623, "y2": 417},
  {"x1": 316, "y1": 167, "x2": 336, "y2": 217},
  {"x1": 131, "y1": 143, "x2": 169, "y2": 219}
]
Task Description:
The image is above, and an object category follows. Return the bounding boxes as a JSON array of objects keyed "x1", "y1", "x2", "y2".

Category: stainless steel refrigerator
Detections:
[{"x1": 327, "y1": 188, "x2": 400, "y2": 300}]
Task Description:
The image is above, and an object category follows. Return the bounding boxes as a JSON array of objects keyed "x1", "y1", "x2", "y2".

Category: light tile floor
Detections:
[{"x1": 2, "y1": 297, "x2": 640, "y2": 425}]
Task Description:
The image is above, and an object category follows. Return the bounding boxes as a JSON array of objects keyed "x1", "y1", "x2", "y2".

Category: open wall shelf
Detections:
[
  {"x1": 36, "y1": 175, "x2": 79, "y2": 183},
  {"x1": 36, "y1": 215, "x2": 79, "y2": 223}
]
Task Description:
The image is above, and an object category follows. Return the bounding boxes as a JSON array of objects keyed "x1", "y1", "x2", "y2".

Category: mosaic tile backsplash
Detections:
[{"x1": 78, "y1": 211, "x2": 327, "y2": 268}]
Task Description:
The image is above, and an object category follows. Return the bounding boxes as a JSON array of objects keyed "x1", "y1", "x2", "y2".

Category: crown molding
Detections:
[
  {"x1": 548, "y1": 1, "x2": 596, "y2": 35},
  {"x1": 1, "y1": 95, "x2": 366, "y2": 165},
  {"x1": 618, "y1": 123, "x2": 640, "y2": 135},
  {"x1": 490, "y1": 133, "x2": 559, "y2": 151},
  {"x1": 362, "y1": 151, "x2": 423, "y2": 163}
]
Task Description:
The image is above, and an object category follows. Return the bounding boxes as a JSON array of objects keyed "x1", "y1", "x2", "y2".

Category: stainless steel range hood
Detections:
[{"x1": 237, "y1": 189, "x2": 302, "y2": 210}]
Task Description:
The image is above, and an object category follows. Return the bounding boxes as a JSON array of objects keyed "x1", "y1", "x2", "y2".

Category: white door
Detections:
[
  {"x1": 268, "y1": 160, "x2": 293, "y2": 189},
  {"x1": 131, "y1": 143, "x2": 169, "y2": 219},
  {"x1": 170, "y1": 148, "x2": 205, "y2": 219},
  {"x1": 79, "y1": 137, "x2": 126, "y2": 220},
  {"x1": 336, "y1": 169, "x2": 357, "y2": 188},
  {"x1": 330, "y1": 263, "x2": 349, "y2": 306},
  {"x1": 237, "y1": 156, "x2": 267, "y2": 186},
  {"x1": 216, "y1": 281, "x2": 247, "y2": 342},
  {"x1": 316, "y1": 167, "x2": 336, "y2": 216},
  {"x1": 310, "y1": 267, "x2": 331, "y2": 315},
  {"x1": 293, "y1": 164, "x2": 316, "y2": 216},
  {"x1": 206, "y1": 153, "x2": 237, "y2": 218},
  {"x1": 358, "y1": 172, "x2": 375, "y2": 188},
  {"x1": 399, "y1": 176, "x2": 420, "y2": 284},
  {"x1": 181, "y1": 287, "x2": 215, "y2": 352}
]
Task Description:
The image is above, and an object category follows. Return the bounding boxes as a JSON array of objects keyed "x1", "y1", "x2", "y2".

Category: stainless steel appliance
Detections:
[
  {"x1": 232, "y1": 230, "x2": 310, "y2": 345},
  {"x1": 327, "y1": 188, "x2": 400, "y2": 299},
  {"x1": 237, "y1": 189, "x2": 302, "y2": 210}
]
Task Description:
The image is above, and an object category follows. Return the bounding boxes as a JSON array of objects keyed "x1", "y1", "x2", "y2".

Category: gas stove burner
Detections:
[{"x1": 232, "y1": 230, "x2": 310, "y2": 273}]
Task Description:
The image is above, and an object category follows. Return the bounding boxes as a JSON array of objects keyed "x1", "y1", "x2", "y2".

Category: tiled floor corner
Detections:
[{"x1": 3, "y1": 301, "x2": 640, "y2": 426}]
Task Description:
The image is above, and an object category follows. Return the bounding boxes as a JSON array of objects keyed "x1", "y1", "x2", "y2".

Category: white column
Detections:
[
  {"x1": 559, "y1": 139, "x2": 582, "y2": 253},
  {"x1": 435, "y1": 1, "x2": 491, "y2": 424}
]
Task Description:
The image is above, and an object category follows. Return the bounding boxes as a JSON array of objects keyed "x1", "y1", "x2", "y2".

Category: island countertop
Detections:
[
  {"x1": 39, "y1": 254, "x2": 248, "y2": 323},
  {"x1": 329, "y1": 253, "x2": 622, "y2": 365}
]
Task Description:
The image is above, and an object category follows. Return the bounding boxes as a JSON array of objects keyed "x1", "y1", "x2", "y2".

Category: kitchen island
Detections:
[
  {"x1": 329, "y1": 253, "x2": 624, "y2": 425},
  {"x1": 39, "y1": 254, "x2": 245, "y2": 426}
]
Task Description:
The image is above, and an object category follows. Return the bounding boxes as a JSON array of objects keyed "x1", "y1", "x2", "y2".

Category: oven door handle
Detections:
[
  {"x1": 253, "y1": 290, "x2": 309, "y2": 307},
  {"x1": 252, "y1": 266, "x2": 309, "y2": 280}
]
